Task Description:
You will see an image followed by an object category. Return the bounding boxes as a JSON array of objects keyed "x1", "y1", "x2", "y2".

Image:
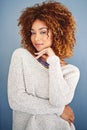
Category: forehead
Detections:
[{"x1": 31, "y1": 19, "x2": 47, "y2": 30}]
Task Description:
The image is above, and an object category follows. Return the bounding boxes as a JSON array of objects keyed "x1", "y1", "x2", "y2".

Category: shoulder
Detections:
[
  {"x1": 11, "y1": 48, "x2": 32, "y2": 59},
  {"x1": 62, "y1": 64, "x2": 80, "y2": 72},
  {"x1": 62, "y1": 64, "x2": 80, "y2": 79},
  {"x1": 11, "y1": 48, "x2": 36, "y2": 66},
  {"x1": 12, "y1": 48, "x2": 29, "y2": 56}
]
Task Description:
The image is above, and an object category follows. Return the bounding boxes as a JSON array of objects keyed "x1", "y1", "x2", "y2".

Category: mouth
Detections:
[{"x1": 35, "y1": 43, "x2": 43, "y2": 47}]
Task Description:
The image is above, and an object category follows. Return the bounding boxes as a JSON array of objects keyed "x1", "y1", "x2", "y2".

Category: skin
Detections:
[
  {"x1": 31, "y1": 19, "x2": 55, "y2": 60},
  {"x1": 31, "y1": 19, "x2": 53, "y2": 52},
  {"x1": 31, "y1": 19, "x2": 75, "y2": 124}
]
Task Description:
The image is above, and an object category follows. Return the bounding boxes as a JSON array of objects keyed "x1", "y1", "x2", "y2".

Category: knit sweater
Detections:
[{"x1": 8, "y1": 48, "x2": 80, "y2": 130}]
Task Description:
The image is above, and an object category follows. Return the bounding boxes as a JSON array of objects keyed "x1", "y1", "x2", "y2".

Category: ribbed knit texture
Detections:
[{"x1": 8, "y1": 48, "x2": 80, "y2": 130}]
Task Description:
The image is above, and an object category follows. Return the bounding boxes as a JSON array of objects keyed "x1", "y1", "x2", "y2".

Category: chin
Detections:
[{"x1": 36, "y1": 48, "x2": 44, "y2": 52}]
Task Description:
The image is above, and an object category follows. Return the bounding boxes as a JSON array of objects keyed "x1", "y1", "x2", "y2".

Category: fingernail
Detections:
[{"x1": 34, "y1": 53, "x2": 38, "y2": 55}]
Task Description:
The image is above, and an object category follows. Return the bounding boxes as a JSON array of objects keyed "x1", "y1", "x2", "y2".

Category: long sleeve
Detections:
[
  {"x1": 8, "y1": 50, "x2": 64, "y2": 115},
  {"x1": 47, "y1": 55, "x2": 80, "y2": 107}
]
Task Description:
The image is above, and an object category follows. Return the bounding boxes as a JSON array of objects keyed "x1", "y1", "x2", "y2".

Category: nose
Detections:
[{"x1": 35, "y1": 33, "x2": 41, "y2": 42}]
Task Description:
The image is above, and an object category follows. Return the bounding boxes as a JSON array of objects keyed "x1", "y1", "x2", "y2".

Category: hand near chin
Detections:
[{"x1": 35, "y1": 47, "x2": 55, "y2": 60}]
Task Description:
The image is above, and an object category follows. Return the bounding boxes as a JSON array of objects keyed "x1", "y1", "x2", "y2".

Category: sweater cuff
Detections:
[
  {"x1": 57, "y1": 106, "x2": 65, "y2": 116},
  {"x1": 47, "y1": 55, "x2": 60, "y2": 65}
]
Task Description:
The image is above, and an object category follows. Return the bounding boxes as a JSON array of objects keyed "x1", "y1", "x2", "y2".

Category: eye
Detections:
[
  {"x1": 31, "y1": 31, "x2": 36, "y2": 35},
  {"x1": 40, "y1": 31, "x2": 47, "y2": 34}
]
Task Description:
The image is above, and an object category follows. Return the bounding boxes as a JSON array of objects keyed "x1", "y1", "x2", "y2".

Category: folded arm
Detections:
[
  {"x1": 47, "y1": 55, "x2": 80, "y2": 107},
  {"x1": 8, "y1": 51, "x2": 64, "y2": 115}
]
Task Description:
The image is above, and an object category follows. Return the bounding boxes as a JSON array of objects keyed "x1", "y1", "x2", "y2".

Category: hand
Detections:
[
  {"x1": 35, "y1": 47, "x2": 55, "y2": 60},
  {"x1": 60, "y1": 105, "x2": 75, "y2": 125}
]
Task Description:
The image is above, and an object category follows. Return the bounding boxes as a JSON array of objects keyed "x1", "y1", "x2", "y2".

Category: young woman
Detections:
[{"x1": 8, "y1": 1, "x2": 80, "y2": 130}]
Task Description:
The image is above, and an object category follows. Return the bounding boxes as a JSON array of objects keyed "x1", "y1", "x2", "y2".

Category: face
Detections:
[{"x1": 31, "y1": 19, "x2": 52, "y2": 52}]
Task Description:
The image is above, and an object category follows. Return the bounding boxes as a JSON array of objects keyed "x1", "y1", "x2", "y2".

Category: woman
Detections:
[{"x1": 8, "y1": 1, "x2": 80, "y2": 130}]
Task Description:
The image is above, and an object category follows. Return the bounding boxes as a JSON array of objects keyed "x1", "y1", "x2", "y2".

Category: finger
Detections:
[
  {"x1": 68, "y1": 120, "x2": 72, "y2": 126},
  {"x1": 35, "y1": 53, "x2": 47, "y2": 59},
  {"x1": 69, "y1": 116, "x2": 75, "y2": 123},
  {"x1": 35, "y1": 49, "x2": 47, "y2": 55},
  {"x1": 35, "y1": 53, "x2": 43, "y2": 59},
  {"x1": 71, "y1": 116, "x2": 75, "y2": 122},
  {"x1": 35, "y1": 50, "x2": 47, "y2": 59},
  {"x1": 70, "y1": 112, "x2": 75, "y2": 121},
  {"x1": 41, "y1": 54, "x2": 47, "y2": 59}
]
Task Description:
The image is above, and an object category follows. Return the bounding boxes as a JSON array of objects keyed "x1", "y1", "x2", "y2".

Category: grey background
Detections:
[{"x1": 0, "y1": 0, "x2": 87, "y2": 130}]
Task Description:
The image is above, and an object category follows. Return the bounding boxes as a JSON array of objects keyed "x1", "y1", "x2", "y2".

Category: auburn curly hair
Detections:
[{"x1": 18, "y1": 0, "x2": 76, "y2": 59}]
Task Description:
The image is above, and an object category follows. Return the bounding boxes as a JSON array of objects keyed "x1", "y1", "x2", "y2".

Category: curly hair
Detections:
[{"x1": 18, "y1": 0, "x2": 76, "y2": 59}]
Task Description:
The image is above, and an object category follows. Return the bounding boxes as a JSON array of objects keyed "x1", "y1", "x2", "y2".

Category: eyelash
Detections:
[
  {"x1": 41, "y1": 31, "x2": 47, "y2": 34},
  {"x1": 31, "y1": 31, "x2": 47, "y2": 35},
  {"x1": 31, "y1": 32, "x2": 36, "y2": 35}
]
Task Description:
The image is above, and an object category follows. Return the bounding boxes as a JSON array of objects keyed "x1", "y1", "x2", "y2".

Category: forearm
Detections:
[
  {"x1": 8, "y1": 52, "x2": 64, "y2": 115},
  {"x1": 8, "y1": 90, "x2": 64, "y2": 115},
  {"x1": 47, "y1": 55, "x2": 80, "y2": 107}
]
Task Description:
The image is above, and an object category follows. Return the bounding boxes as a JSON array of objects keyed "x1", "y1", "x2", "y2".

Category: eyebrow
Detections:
[{"x1": 31, "y1": 27, "x2": 48, "y2": 31}]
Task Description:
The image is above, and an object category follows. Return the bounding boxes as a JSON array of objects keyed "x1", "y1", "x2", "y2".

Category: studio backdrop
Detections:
[{"x1": 0, "y1": 0, "x2": 87, "y2": 130}]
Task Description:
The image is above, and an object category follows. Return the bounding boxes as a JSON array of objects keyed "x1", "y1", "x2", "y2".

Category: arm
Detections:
[
  {"x1": 35, "y1": 48, "x2": 80, "y2": 107},
  {"x1": 47, "y1": 55, "x2": 80, "y2": 107},
  {"x1": 8, "y1": 50, "x2": 64, "y2": 115}
]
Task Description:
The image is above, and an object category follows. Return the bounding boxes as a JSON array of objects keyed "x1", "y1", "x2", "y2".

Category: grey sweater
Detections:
[{"x1": 8, "y1": 48, "x2": 80, "y2": 130}]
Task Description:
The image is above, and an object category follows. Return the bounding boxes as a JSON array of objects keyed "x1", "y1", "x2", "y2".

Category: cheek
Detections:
[
  {"x1": 47, "y1": 37, "x2": 53, "y2": 46},
  {"x1": 30, "y1": 37, "x2": 34, "y2": 47},
  {"x1": 47, "y1": 32, "x2": 53, "y2": 45},
  {"x1": 31, "y1": 36, "x2": 34, "y2": 43},
  {"x1": 43, "y1": 35, "x2": 52, "y2": 42}
]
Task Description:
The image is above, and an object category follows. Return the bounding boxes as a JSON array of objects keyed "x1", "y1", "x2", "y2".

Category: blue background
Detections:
[{"x1": 0, "y1": 0, "x2": 87, "y2": 130}]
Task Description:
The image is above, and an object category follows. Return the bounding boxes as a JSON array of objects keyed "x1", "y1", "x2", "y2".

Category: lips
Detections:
[{"x1": 35, "y1": 43, "x2": 43, "y2": 47}]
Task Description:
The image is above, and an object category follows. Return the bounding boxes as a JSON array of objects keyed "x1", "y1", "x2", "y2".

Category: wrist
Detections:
[{"x1": 47, "y1": 55, "x2": 60, "y2": 64}]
